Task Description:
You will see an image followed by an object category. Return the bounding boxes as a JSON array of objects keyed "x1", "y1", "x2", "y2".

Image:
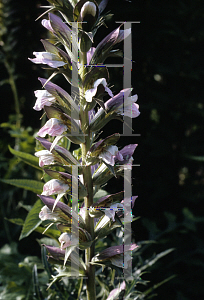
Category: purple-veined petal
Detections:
[
  {"x1": 105, "y1": 88, "x2": 131, "y2": 110},
  {"x1": 42, "y1": 179, "x2": 69, "y2": 196},
  {"x1": 33, "y1": 90, "x2": 55, "y2": 111},
  {"x1": 90, "y1": 27, "x2": 120, "y2": 64},
  {"x1": 115, "y1": 144, "x2": 138, "y2": 165},
  {"x1": 115, "y1": 94, "x2": 140, "y2": 118},
  {"x1": 98, "y1": 145, "x2": 119, "y2": 166},
  {"x1": 34, "y1": 150, "x2": 55, "y2": 167},
  {"x1": 37, "y1": 118, "x2": 67, "y2": 137},
  {"x1": 49, "y1": 13, "x2": 71, "y2": 44},
  {"x1": 41, "y1": 19, "x2": 53, "y2": 32},
  {"x1": 85, "y1": 78, "x2": 113, "y2": 102},
  {"x1": 29, "y1": 52, "x2": 66, "y2": 68},
  {"x1": 37, "y1": 194, "x2": 75, "y2": 221},
  {"x1": 36, "y1": 137, "x2": 79, "y2": 165},
  {"x1": 39, "y1": 205, "x2": 59, "y2": 221},
  {"x1": 38, "y1": 78, "x2": 79, "y2": 116}
]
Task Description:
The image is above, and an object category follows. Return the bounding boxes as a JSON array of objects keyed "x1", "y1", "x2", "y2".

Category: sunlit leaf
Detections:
[
  {"x1": 0, "y1": 179, "x2": 44, "y2": 194},
  {"x1": 8, "y1": 145, "x2": 41, "y2": 170},
  {"x1": 19, "y1": 199, "x2": 43, "y2": 240}
]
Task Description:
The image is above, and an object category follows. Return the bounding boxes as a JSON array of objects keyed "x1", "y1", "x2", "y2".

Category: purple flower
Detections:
[
  {"x1": 39, "y1": 205, "x2": 59, "y2": 221},
  {"x1": 43, "y1": 245, "x2": 85, "y2": 273},
  {"x1": 33, "y1": 90, "x2": 55, "y2": 111},
  {"x1": 85, "y1": 78, "x2": 113, "y2": 102},
  {"x1": 105, "y1": 89, "x2": 140, "y2": 118},
  {"x1": 103, "y1": 203, "x2": 124, "y2": 222},
  {"x1": 98, "y1": 145, "x2": 119, "y2": 166},
  {"x1": 29, "y1": 51, "x2": 67, "y2": 68},
  {"x1": 44, "y1": 245, "x2": 65, "y2": 261},
  {"x1": 92, "y1": 244, "x2": 138, "y2": 269},
  {"x1": 37, "y1": 194, "x2": 79, "y2": 223},
  {"x1": 38, "y1": 78, "x2": 79, "y2": 118},
  {"x1": 115, "y1": 95, "x2": 140, "y2": 118},
  {"x1": 41, "y1": 19, "x2": 53, "y2": 32},
  {"x1": 90, "y1": 26, "x2": 131, "y2": 65},
  {"x1": 36, "y1": 137, "x2": 79, "y2": 166},
  {"x1": 37, "y1": 118, "x2": 68, "y2": 137},
  {"x1": 34, "y1": 150, "x2": 55, "y2": 167},
  {"x1": 89, "y1": 89, "x2": 140, "y2": 131},
  {"x1": 42, "y1": 179, "x2": 69, "y2": 196},
  {"x1": 115, "y1": 144, "x2": 138, "y2": 165},
  {"x1": 42, "y1": 13, "x2": 71, "y2": 46},
  {"x1": 86, "y1": 133, "x2": 120, "y2": 166}
]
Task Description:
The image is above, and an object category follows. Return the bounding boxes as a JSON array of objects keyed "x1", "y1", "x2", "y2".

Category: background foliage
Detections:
[{"x1": 0, "y1": 0, "x2": 203, "y2": 299}]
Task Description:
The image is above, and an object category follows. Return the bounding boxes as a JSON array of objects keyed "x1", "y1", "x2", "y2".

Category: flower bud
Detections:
[
  {"x1": 80, "y1": 1, "x2": 97, "y2": 19},
  {"x1": 79, "y1": 1, "x2": 98, "y2": 32},
  {"x1": 91, "y1": 244, "x2": 138, "y2": 269}
]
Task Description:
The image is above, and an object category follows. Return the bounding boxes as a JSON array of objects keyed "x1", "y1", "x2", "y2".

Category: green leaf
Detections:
[
  {"x1": 32, "y1": 264, "x2": 43, "y2": 300},
  {"x1": 34, "y1": 226, "x2": 61, "y2": 240},
  {"x1": 19, "y1": 199, "x2": 43, "y2": 240},
  {"x1": 0, "y1": 179, "x2": 44, "y2": 194},
  {"x1": 93, "y1": 189, "x2": 108, "y2": 202},
  {"x1": 8, "y1": 145, "x2": 41, "y2": 170},
  {"x1": 5, "y1": 218, "x2": 24, "y2": 226}
]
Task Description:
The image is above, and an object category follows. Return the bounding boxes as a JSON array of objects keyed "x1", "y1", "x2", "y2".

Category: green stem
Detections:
[
  {"x1": 80, "y1": 52, "x2": 96, "y2": 300},
  {"x1": 5, "y1": 60, "x2": 21, "y2": 149}
]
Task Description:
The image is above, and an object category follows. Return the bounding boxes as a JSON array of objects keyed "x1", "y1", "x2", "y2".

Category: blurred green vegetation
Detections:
[{"x1": 0, "y1": 0, "x2": 203, "y2": 299}]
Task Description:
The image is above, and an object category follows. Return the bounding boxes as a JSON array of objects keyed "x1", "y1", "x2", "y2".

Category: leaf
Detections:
[
  {"x1": 8, "y1": 145, "x2": 41, "y2": 170},
  {"x1": 35, "y1": 226, "x2": 60, "y2": 240},
  {"x1": 93, "y1": 189, "x2": 108, "y2": 202},
  {"x1": 93, "y1": 191, "x2": 124, "y2": 207},
  {"x1": 5, "y1": 218, "x2": 24, "y2": 226},
  {"x1": 32, "y1": 264, "x2": 43, "y2": 300},
  {"x1": 0, "y1": 179, "x2": 44, "y2": 194},
  {"x1": 19, "y1": 200, "x2": 43, "y2": 240}
]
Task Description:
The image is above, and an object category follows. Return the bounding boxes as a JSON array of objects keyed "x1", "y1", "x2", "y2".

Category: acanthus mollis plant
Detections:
[{"x1": 28, "y1": 0, "x2": 142, "y2": 299}]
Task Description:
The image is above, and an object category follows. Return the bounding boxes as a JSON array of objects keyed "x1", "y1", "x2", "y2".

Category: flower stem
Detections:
[{"x1": 80, "y1": 52, "x2": 96, "y2": 300}]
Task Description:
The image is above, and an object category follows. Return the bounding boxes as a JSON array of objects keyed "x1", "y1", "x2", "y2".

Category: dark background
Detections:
[{"x1": 0, "y1": 0, "x2": 204, "y2": 299}]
